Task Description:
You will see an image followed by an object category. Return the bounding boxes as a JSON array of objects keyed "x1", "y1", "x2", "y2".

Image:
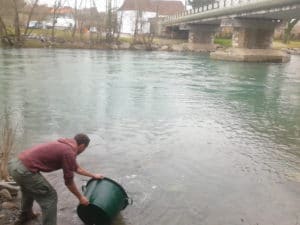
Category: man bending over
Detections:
[{"x1": 8, "y1": 133, "x2": 103, "y2": 225}]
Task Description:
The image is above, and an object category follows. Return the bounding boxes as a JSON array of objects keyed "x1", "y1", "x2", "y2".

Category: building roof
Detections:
[
  {"x1": 119, "y1": 0, "x2": 184, "y2": 15},
  {"x1": 155, "y1": 1, "x2": 185, "y2": 15},
  {"x1": 50, "y1": 6, "x2": 74, "y2": 14},
  {"x1": 120, "y1": 0, "x2": 153, "y2": 11}
]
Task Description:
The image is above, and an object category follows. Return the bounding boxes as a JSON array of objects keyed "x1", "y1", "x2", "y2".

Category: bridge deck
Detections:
[{"x1": 163, "y1": 0, "x2": 300, "y2": 26}]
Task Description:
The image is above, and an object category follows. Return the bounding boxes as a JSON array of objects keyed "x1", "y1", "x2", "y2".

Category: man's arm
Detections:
[
  {"x1": 76, "y1": 166, "x2": 104, "y2": 179},
  {"x1": 66, "y1": 180, "x2": 89, "y2": 205}
]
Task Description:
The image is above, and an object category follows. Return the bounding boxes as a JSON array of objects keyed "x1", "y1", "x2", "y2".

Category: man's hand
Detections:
[
  {"x1": 76, "y1": 167, "x2": 104, "y2": 180},
  {"x1": 79, "y1": 196, "x2": 89, "y2": 206},
  {"x1": 92, "y1": 174, "x2": 104, "y2": 180}
]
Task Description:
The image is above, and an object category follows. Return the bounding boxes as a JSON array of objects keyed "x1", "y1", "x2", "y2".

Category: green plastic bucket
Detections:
[{"x1": 77, "y1": 178, "x2": 131, "y2": 225}]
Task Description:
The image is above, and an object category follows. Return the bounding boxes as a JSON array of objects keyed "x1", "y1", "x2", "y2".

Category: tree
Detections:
[
  {"x1": 188, "y1": 0, "x2": 215, "y2": 9},
  {"x1": 135, "y1": 10, "x2": 144, "y2": 40},
  {"x1": 283, "y1": 19, "x2": 299, "y2": 44},
  {"x1": 73, "y1": 0, "x2": 101, "y2": 42},
  {"x1": 11, "y1": 0, "x2": 21, "y2": 42},
  {"x1": 103, "y1": 0, "x2": 119, "y2": 43},
  {"x1": 71, "y1": 0, "x2": 78, "y2": 41},
  {"x1": 0, "y1": 0, "x2": 25, "y2": 44},
  {"x1": 23, "y1": 0, "x2": 39, "y2": 36},
  {"x1": 132, "y1": 0, "x2": 144, "y2": 42},
  {"x1": 0, "y1": 15, "x2": 13, "y2": 45},
  {"x1": 106, "y1": 0, "x2": 113, "y2": 42},
  {"x1": 50, "y1": 0, "x2": 62, "y2": 41}
]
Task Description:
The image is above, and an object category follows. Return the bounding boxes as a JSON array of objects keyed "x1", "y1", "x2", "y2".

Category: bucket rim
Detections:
[{"x1": 86, "y1": 177, "x2": 129, "y2": 208}]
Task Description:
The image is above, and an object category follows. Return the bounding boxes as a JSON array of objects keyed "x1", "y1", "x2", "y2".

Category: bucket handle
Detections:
[
  {"x1": 81, "y1": 179, "x2": 90, "y2": 193},
  {"x1": 126, "y1": 197, "x2": 133, "y2": 205}
]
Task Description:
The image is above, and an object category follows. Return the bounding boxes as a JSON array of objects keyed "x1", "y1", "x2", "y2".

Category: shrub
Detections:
[
  {"x1": 0, "y1": 110, "x2": 17, "y2": 181},
  {"x1": 214, "y1": 38, "x2": 232, "y2": 47}
]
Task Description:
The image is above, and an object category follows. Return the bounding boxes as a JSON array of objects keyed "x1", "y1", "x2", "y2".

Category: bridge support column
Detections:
[
  {"x1": 231, "y1": 18, "x2": 276, "y2": 49},
  {"x1": 188, "y1": 24, "x2": 219, "y2": 45},
  {"x1": 211, "y1": 19, "x2": 290, "y2": 62}
]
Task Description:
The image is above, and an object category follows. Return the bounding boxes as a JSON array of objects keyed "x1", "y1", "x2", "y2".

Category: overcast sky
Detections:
[{"x1": 38, "y1": 0, "x2": 186, "y2": 12}]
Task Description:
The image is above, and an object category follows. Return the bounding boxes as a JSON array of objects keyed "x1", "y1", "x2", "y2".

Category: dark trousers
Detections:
[{"x1": 8, "y1": 158, "x2": 58, "y2": 225}]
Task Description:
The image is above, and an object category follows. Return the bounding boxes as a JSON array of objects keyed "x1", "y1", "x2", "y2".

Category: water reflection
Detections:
[{"x1": 217, "y1": 60, "x2": 300, "y2": 151}]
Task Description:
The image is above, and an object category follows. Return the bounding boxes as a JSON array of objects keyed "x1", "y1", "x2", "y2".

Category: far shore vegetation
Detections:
[
  {"x1": 1, "y1": 26, "x2": 299, "y2": 51},
  {"x1": 1, "y1": 27, "x2": 300, "y2": 51},
  {"x1": 214, "y1": 38, "x2": 232, "y2": 47},
  {"x1": 5, "y1": 36, "x2": 300, "y2": 51}
]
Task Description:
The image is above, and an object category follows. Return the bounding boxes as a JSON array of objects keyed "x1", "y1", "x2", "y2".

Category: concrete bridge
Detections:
[{"x1": 160, "y1": 0, "x2": 300, "y2": 62}]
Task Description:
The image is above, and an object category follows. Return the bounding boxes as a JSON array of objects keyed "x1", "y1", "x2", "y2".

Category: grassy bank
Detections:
[
  {"x1": 214, "y1": 38, "x2": 300, "y2": 49},
  {"x1": 214, "y1": 38, "x2": 232, "y2": 47},
  {"x1": 273, "y1": 40, "x2": 300, "y2": 49}
]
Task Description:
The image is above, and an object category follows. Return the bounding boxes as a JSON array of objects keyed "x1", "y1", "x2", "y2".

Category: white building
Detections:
[{"x1": 118, "y1": 0, "x2": 184, "y2": 35}]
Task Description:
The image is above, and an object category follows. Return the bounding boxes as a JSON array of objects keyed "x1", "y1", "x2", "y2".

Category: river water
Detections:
[{"x1": 0, "y1": 48, "x2": 300, "y2": 225}]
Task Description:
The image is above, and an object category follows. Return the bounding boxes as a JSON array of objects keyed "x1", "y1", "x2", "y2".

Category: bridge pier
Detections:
[
  {"x1": 231, "y1": 18, "x2": 276, "y2": 49},
  {"x1": 211, "y1": 19, "x2": 290, "y2": 62},
  {"x1": 188, "y1": 24, "x2": 219, "y2": 45}
]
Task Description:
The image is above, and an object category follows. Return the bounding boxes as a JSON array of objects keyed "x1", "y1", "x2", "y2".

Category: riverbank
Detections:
[
  {"x1": 2, "y1": 34, "x2": 300, "y2": 55},
  {"x1": 1, "y1": 34, "x2": 300, "y2": 58},
  {"x1": 0, "y1": 187, "x2": 41, "y2": 225},
  {"x1": 0, "y1": 190, "x2": 20, "y2": 225},
  {"x1": 18, "y1": 36, "x2": 217, "y2": 53}
]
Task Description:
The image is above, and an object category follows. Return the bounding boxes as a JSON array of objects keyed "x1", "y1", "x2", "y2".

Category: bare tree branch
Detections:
[
  {"x1": 11, "y1": 0, "x2": 21, "y2": 42},
  {"x1": 283, "y1": 19, "x2": 299, "y2": 44},
  {"x1": 24, "y1": 0, "x2": 39, "y2": 36}
]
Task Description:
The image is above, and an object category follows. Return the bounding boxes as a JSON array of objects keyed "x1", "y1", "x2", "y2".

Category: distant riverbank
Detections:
[
  {"x1": 1, "y1": 36, "x2": 300, "y2": 55},
  {"x1": 4, "y1": 35, "x2": 217, "y2": 53}
]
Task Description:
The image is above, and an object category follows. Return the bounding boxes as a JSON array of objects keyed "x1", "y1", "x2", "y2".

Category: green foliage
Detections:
[
  {"x1": 214, "y1": 38, "x2": 232, "y2": 47},
  {"x1": 118, "y1": 36, "x2": 132, "y2": 43}
]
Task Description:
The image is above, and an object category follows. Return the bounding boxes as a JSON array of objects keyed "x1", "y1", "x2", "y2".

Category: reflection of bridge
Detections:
[{"x1": 160, "y1": 0, "x2": 300, "y2": 62}]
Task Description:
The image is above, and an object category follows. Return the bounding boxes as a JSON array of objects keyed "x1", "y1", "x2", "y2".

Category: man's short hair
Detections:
[{"x1": 74, "y1": 133, "x2": 90, "y2": 147}]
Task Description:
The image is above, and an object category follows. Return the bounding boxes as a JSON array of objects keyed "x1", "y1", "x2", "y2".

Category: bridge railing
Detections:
[{"x1": 164, "y1": 0, "x2": 256, "y2": 24}]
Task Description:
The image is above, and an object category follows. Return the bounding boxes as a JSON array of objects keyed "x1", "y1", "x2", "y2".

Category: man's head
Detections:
[{"x1": 74, "y1": 133, "x2": 90, "y2": 154}]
